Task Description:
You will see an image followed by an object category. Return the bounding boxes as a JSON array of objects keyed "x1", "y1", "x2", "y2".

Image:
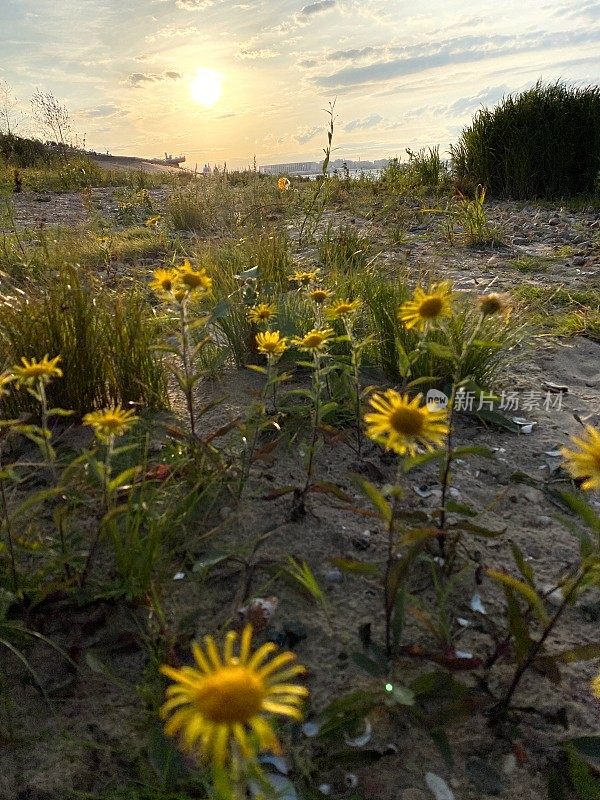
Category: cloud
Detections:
[
  {"x1": 295, "y1": 125, "x2": 322, "y2": 144},
  {"x1": 175, "y1": 0, "x2": 214, "y2": 8},
  {"x1": 299, "y1": 0, "x2": 336, "y2": 16},
  {"x1": 236, "y1": 47, "x2": 279, "y2": 60},
  {"x1": 126, "y1": 71, "x2": 183, "y2": 87},
  {"x1": 146, "y1": 25, "x2": 203, "y2": 42},
  {"x1": 81, "y1": 103, "x2": 128, "y2": 119},
  {"x1": 314, "y1": 28, "x2": 600, "y2": 89},
  {"x1": 553, "y1": 0, "x2": 600, "y2": 22},
  {"x1": 343, "y1": 112, "x2": 383, "y2": 131}
]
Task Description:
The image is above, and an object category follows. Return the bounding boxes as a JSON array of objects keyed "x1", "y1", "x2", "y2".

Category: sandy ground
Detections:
[{"x1": 1, "y1": 187, "x2": 599, "y2": 800}]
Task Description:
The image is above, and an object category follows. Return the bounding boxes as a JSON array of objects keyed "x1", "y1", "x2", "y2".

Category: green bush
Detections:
[
  {"x1": 451, "y1": 80, "x2": 600, "y2": 199},
  {"x1": 0, "y1": 265, "x2": 167, "y2": 415}
]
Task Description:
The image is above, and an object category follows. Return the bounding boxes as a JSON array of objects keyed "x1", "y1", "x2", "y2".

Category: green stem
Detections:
[
  {"x1": 384, "y1": 462, "x2": 403, "y2": 658},
  {"x1": 304, "y1": 351, "x2": 322, "y2": 492},
  {"x1": 497, "y1": 569, "x2": 587, "y2": 715},
  {"x1": 179, "y1": 298, "x2": 196, "y2": 437},
  {"x1": 0, "y1": 447, "x2": 17, "y2": 593}
]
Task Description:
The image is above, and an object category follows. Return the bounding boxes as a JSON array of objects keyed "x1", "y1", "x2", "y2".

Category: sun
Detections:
[{"x1": 190, "y1": 68, "x2": 223, "y2": 108}]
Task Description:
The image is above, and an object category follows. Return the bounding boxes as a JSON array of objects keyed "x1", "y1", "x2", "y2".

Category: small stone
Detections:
[
  {"x1": 352, "y1": 530, "x2": 371, "y2": 550},
  {"x1": 572, "y1": 256, "x2": 586, "y2": 267},
  {"x1": 466, "y1": 757, "x2": 504, "y2": 796},
  {"x1": 502, "y1": 753, "x2": 517, "y2": 775},
  {"x1": 425, "y1": 772, "x2": 455, "y2": 800},
  {"x1": 512, "y1": 236, "x2": 528, "y2": 245},
  {"x1": 325, "y1": 568, "x2": 343, "y2": 584},
  {"x1": 219, "y1": 506, "x2": 233, "y2": 520},
  {"x1": 548, "y1": 217, "x2": 560, "y2": 226},
  {"x1": 536, "y1": 515, "x2": 552, "y2": 526}
]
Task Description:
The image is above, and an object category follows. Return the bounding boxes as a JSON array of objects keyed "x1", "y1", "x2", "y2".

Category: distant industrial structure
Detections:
[{"x1": 259, "y1": 158, "x2": 391, "y2": 176}]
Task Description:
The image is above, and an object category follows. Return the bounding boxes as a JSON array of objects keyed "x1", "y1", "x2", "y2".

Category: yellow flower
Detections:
[
  {"x1": 290, "y1": 270, "x2": 321, "y2": 286},
  {"x1": 12, "y1": 355, "x2": 62, "y2": 386},
  {"x1": 176, "y1": 260, "x2": 213, "y2": 294},
  {"x1": 256, "y1": 331, "x2": 288, "y2": 357},
  {"x1": 561, "y1": 426, "x2": 600, "y2": 491},
  {"x1": 308, "y1": 288, "x2": 333, "y2": 304},
  {"x1": 478, "y1": 293, "x2": 511, "y2": 317},
  {"x1": 145, "y1": 215, "x2": 161, "y2": 228},
  {"x1": 160, "y1": 625, "x2": 308, "y2": 767},
  {"x1": 325, "y1": 299, "x2": 362, "y2": 320},
  {"x1": 592, "y1": 673, "x2": 600, "y2": 699},
  {"x1": 292, "y1": 328, "x2": 334, "y2": 352},
  {"x1": 248, "y1": 303, "x2": 277, "y2": 324},
  {"x1": 398, "y1": 282, "x2": 453, "y2": 331},
  {"x1": 277, "y1": 177, "x2": 290, "y2": 191},
  {"x1": 83, "y1": 405, "x2": 138, "y2": 443},
  {"x1": 150, "y1": 268, "x2": 179, "y2": 295},
  {"x1": 364, "y1": 390, "x2": 448, "y2": 456}
]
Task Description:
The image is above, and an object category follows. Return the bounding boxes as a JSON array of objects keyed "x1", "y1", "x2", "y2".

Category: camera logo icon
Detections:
[{"x1": 426, "y1": 389, "x2": 449, "y2": 410}]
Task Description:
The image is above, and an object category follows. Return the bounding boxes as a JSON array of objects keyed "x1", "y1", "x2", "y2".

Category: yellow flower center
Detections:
[
  {"x1": 418, "y1": 296, "x2": 444, "y2": 319},
  {"x1": 194, "y1": 666, "x2": 265, "y2": 723},
  {"x1": 389, "y1": 407, "x2": 425, "y2": 436},
  {"x1": 304, "y1": 333, "x2": 325, "y2": 348}
]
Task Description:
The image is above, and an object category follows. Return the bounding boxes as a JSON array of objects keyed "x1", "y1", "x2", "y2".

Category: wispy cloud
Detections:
[
  {"x1": 126, "y1": 70, "x2": 183, "y2": 87},
  {"x1": 314, "y1": 28, "x2": 600, "y2": 89}
]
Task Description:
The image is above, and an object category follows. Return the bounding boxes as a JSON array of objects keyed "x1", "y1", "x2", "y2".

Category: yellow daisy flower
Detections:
[
  {"x1": 176, "y1": 260, "x2": 213, "y2": 294},
  {"x1": 478, "y1": 292, "x2": 511, "y2": 317},
  {"x1": 150, "y1": 268, "x2": 179, "y2": 295},
  {"x1": 398, "y1": 282, "x2": 454, "y2": 331},
  {"x1": 145, "y1": 215, "x2": 161, "y2": 228},
  {"x1": 277, "y1": 177, "x2": 291, "y2": 191},
  {"x1": 289, "y1": 270, "x2": 321, "y2": 286},
  {"x1": 160, "y1": 625, "x2": 308, "y2": 767},
  {"x1": 12, "y1": 355, "x2": 62, "y2": 387},
  {"x1": 292, "y1": 328, "x2": 334, "y2": 352},
  {"x1": 83, "y1": 405, "x2": 138, "y2": 443},
  {"x1": 308, "y1": 288, "x2": 333, "y2": 304},
  {"x1": 592, "y1": 673, "x2": 600, "y2": 699},
  {"x1": 256, "y1": 331, "x2": 288, "y2": 358},
  {"x1": 364, "y1": 390, "x2": 448, "y2": 456},
  {"x1": 248, "y1": 303, "x2": 277, "y2": 324},
  {"x1": 561, "y1": 426, "x2": 600, "y2": 491},
  {"x1": 325, "y1": 299, "x2": 362, "y2": 320}
]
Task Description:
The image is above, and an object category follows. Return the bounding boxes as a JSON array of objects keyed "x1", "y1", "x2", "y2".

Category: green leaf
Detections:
[
  {"x1": 351, "y1": 651, "x2": 386, "y2": 677},
  {"x1": 285, "y1": 557, "x2": 326, "y2": 606},
  {"x1": 425, "y1": 342, "x2": 454, "y2": 360},
  {"x1": 449, "y1": 520, "x2": 505, "y2": 538},
  {"x1": 556, "y1": 490, "x2": 600, "y2": 536},
  {"x1": 246, "y1": 364, "x2": 268, "y2": 375},
  {"x1": 330, "y1": 557, "x2": 380, "y2": 576},
  {"x1": 504, "y1": 587, "x2": 535, "y2": 662},
  {"x1": 108, "y1": 466, "x2": 140, "y2": 493},
  {"x1": 474, "y1": 408, "x2": 521, "y2": 432},
  {"x1": 445, "y1": 500, "x2": 477, "y2": 517},
  {"x1": 486, "y1": 568, "x2": 549, "y2": 625},
  {"x1": 402, "y1": 449, "x2": 446, "y2": 473},
  {"x1": 351, "y1": 475, "x2": 392, "y2": 522},
  {"x1": 553, "y1": 644, "x2": 600, "y2": 664},
  {"x1": 510, "y1": 542, "x2": 535, "y2": 587}
]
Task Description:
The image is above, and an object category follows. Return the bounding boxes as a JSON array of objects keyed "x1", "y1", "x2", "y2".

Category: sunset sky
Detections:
[{"x1": 1, "y1": 0, "x2": 598, "y2": 168}]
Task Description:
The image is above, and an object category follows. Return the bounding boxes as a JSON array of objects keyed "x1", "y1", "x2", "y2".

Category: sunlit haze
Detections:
[{"x1": 1, "y1": 0, "x2": 598, "y2": 168}]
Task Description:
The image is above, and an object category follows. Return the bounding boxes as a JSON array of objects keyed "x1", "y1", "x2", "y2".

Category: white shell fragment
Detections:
[
  {"x1": 470, "y1": 593, "x2": 487, "y2": 615},
  {"x1": 344, "y1": 719, "x2": 372, "y2": 747},
  {"x1": 302, "y1": 721, "x2": 321, "y2": 737},
  {"x1": 425, "y1": 772, "x2": 455, "y2": 800}
]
